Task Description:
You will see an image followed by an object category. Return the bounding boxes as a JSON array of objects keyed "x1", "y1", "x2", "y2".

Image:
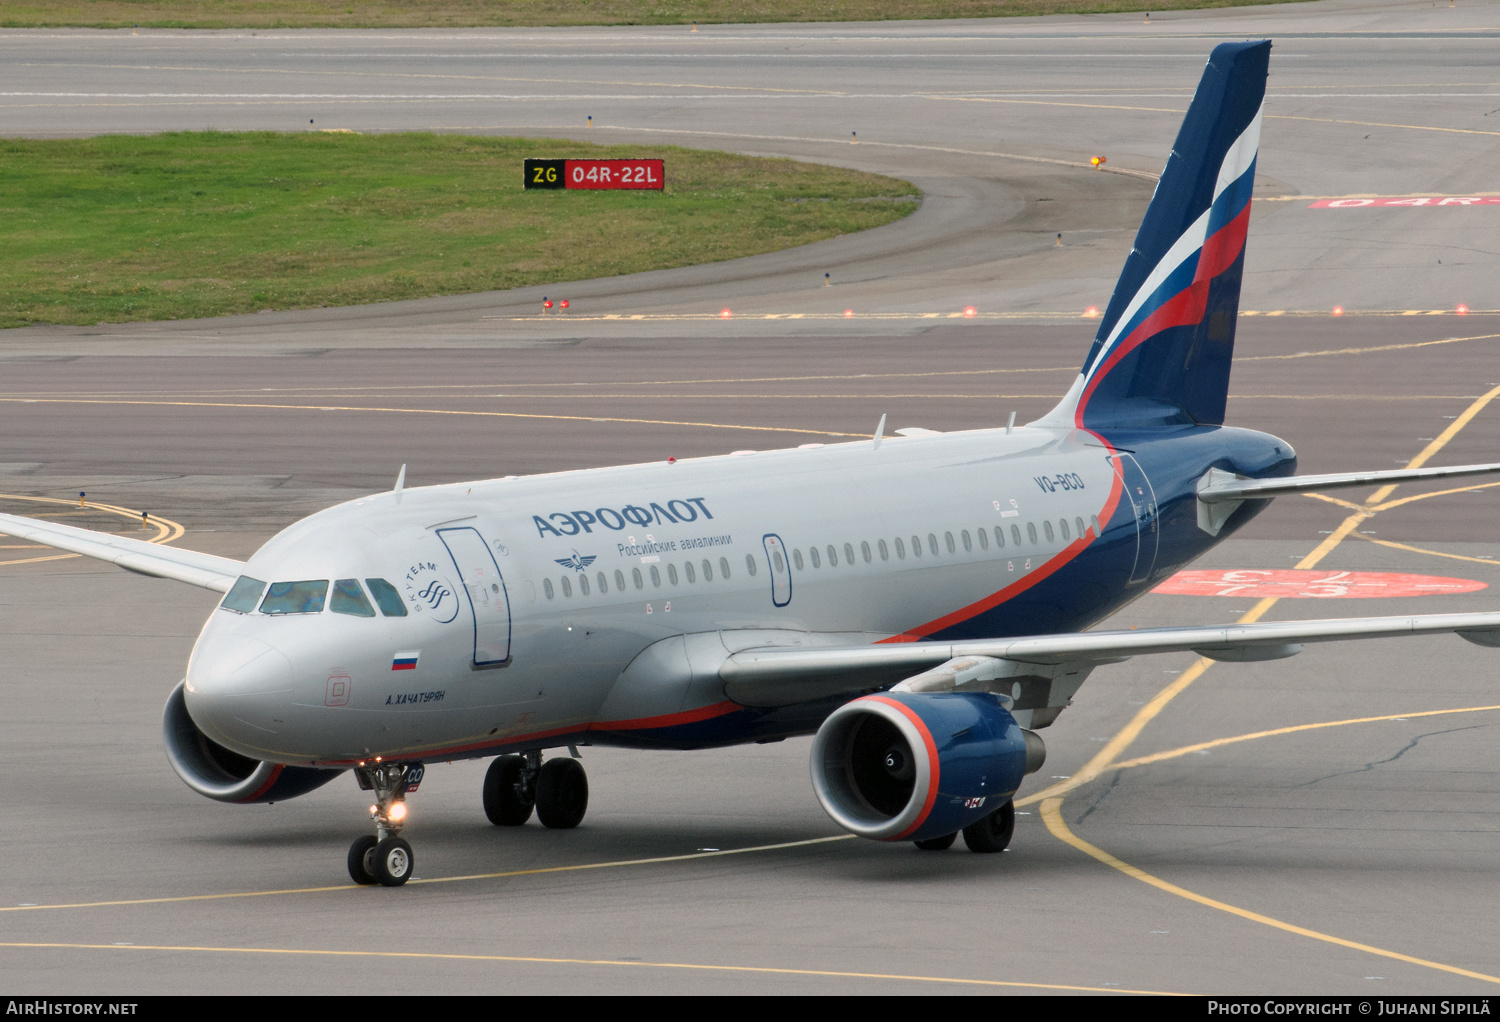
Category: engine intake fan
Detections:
[
  {"x1": 810, "y1": 692, "x2": 1039, "y2": 842},
  {"x1": 162, "y1": 680, "x2": 342, "y2": 803}
]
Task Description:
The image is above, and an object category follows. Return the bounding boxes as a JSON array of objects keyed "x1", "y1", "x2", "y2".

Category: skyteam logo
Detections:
[
  {"x1": 555, "y1": 550, "x2": 597, "y2": 573},
  {"x1": 402, "y1": 561, "x2": 461, "y2": 624}
]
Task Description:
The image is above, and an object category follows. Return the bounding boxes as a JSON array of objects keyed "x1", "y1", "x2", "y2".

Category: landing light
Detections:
[{"x1": 389, "y1": 803, "x2": 408, "y2": 822}]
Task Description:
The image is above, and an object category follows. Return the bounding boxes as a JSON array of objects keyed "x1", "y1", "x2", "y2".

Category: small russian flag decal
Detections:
[{"x1": 391, "y1": 650, "x2": 420, "y2": 671}]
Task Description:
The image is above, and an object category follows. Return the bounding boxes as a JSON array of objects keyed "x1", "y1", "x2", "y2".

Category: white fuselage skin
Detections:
[{"x1": 183, "y1": 423, "x2": 1142, "y2": 767}]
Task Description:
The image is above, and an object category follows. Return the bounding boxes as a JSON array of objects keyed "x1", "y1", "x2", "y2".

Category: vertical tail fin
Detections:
[{"x1": 1041, "y1": 40, "x2": 1269, "y2": 431}]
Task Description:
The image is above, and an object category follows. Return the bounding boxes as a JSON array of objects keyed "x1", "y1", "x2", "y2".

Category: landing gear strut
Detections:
[
  {"x1": 483, "y1": 750, "x2": 588, "y2": 830},
  {"x1": 347, "y1": 762, "x2": 422, "y2": 886}
]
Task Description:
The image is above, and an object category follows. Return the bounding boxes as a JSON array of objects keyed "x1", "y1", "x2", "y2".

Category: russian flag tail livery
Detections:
[{"x1": 1041, "y1": 40, "x2": 1269, "y2": 432}]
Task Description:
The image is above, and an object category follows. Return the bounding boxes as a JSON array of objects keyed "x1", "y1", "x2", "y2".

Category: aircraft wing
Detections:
[
  {"x1": 718, "y1": 612, "x2": 1500, "y2": 708},
  {"x1": 0, "y1": 512, "x2": 245, "y2": 593}
]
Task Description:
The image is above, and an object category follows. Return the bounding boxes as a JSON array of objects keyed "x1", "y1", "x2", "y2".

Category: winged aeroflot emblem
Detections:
[{"x1": 555, "y1": 551, "x2": 597, "y2": 572}]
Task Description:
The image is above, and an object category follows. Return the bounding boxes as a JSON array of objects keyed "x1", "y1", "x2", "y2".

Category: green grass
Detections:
[
  {"x1": 0, "y1": 0, "x2": 1316, "y2": 29},
  {"x1": 0, "y1": 132, "x2": 919, "y2": 328}
]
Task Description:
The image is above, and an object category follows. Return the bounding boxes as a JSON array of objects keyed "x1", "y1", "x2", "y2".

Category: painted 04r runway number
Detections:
[{"x1": 524, "y1": 158, "x2": 665, "y2": 191}]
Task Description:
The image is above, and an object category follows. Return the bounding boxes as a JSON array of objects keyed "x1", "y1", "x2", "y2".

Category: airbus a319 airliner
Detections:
[{"x1": 6, "y1": 40, "x2": 1500, "y2": 886}]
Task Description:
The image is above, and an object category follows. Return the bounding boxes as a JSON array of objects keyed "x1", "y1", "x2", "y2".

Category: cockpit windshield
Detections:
[
  {"x1": 365, "y1": 578, "x2": 408, "y2": 617},
  {"x1": 220, "y1": 576, "x2": 266, "y2": 614},
  {"x1": 331, "y1": 578, "x2": 376, "y2": 617},
  {"x1": 259, "y1": 580, "x2": 329, "y2": 615}
]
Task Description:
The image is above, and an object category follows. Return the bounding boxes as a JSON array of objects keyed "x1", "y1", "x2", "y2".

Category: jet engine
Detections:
[
  {"x1": 809, "y1": 691, "x2": 1044, "y2": 842},
  {"x1": 162, "y1": 681, "x2": 343, "y2": 803}
]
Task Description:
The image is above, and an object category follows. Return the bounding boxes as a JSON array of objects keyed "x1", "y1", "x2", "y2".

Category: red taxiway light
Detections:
[
  {"x1": 844, "y1": 309, "x2": 854, "y2": 318},
  {"x1": 1331, "y1": 306, "x2": 1344, "y2": 316},
  {"x1": 1083, "y1": 306, "x2": 1100, "y2": 318},
  {"x1": 560, "y1": 299, "x2": 570, "y2": 310},
  {"x1": 1457, "y1": 304, "x2": 1469, "y2": 315},
  {"x1": 719, "y1": 308, "x2": 732, "y2": 318},
  {"x1": 962, "y1": 306, "x2": 977, "y2": 318}
]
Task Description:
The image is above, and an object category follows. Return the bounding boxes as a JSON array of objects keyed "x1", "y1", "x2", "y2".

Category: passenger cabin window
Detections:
[
  {"x1": 977, "y1": 529, "x2": 988, "y2": 551},
  {"x1": 945, "y1": 532, "x2": 956, "y2": 554},
  {"x1": 1076, "y1": 516, "x2": 1087, "y2": 538},
  {"x1": 878, "y1": 539, "x2": 889, "y2": 561},
  {"x1": 615, "y1": 569, "x2": 627, "y2": 591},
  {"x1": 331, "y1": 578, "x2": 376, "y2": 617},
  {"x1": 744, "y1": 556, "x2": 757, "y2": 577},
  {"x1": 632, "y1": 568, "x2": 644, "y2": 590},
  {"x1": 1027, "y1": 522, "x2": 1038, "y2": 544},
  {"x1": 793, "y1": 549, "x2": 804, "y2": 570},
  {"x1": 580, "y1": 574, "x2": 591, "y2": 596},
  {"x1": 260, "y1": 580, "x2": 328, "y2": 615},
  {"x1": 668, "y1": 564, "x2": 680, "y2": 585},
  {"x1": 994, "y1": 526, "x2": 1005, "y2": 549},
  {"x1": 720, "y1": 556, "x2": 732, "y2": 579},
  {"x1": 703, "y1": 559, "x2": 714, "y2": 581},
  {"x1": 221, "y1": 575, "x2": 266, "y2": 614},
  {"x1": 1012, "y1": 524, "x2": 1023, "y2": 546},
  {"x1": 366, "y1": 578, "x2": 408, "y2": 617},
  {"x1": 911, "y1": 535, "x2": 922, "y2": 558},
  {"x1": 844, "y1": 542, "x2": 855, "y2": 564},
  {"x1": 961, "y1": 530, "x2": 971, "y2": 552},
  {"x1": 1060, "y1": 518, "x2": 1071, "y2": 541},
  {"x1": 810, "y1": 546, "x2": 821, "y2": 568},
  {"x1": 928, "y1": 534, "x2": 939, "y2": 556},
  {"x1": 827, "y1": 545, "x2": 838, "y2": 567},
  {"x1": 861, "y1": 541, "x2": 872, "y2": 564},
  {"x1": 895, "y1": 537, "x2": 906, "y2": 559},
  {"x1": 1044, "y1": 520, "x2": 1055, "y2": 543},
  {"x1": 1091, "y1": 515, "x2": 1101, "y2": 536},
  {"x1": 544, "y1": 578, "x2": 555, "y2": 599},
  {"x1": 684, "y1": 561, "x2": 696, "y2": 583},
  {"x1": 561, "y1": 575, "x2": 572, "y2": 597},
  {"x1": 596, "y1": 571, "x2": 608, "y2": 593},
  {"x1": 651, "y1": 565, "x2": 662, "y2": 586}
]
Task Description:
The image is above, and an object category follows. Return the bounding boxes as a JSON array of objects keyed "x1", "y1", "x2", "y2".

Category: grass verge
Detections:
[
  {"x1": 0, "y1": 132, "x2": 918, "y2": 328},
  {"x1": 0, "y1": 0, "x2": 1316, "y2": 29}
]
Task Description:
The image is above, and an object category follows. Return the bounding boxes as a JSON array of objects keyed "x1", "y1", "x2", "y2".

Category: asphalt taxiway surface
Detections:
[{"x1": 3, "y1": 0, "x2": 1500, "y2": 995}]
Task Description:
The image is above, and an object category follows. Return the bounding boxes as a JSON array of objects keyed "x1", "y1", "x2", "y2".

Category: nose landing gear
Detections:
[{"x1": 348, "y1": 762, "x2": 422, "y2": 887}]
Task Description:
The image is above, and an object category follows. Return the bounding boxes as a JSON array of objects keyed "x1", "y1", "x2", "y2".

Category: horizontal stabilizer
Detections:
[
  {"x1": 1198, "y1": 461, "x2": 1500, "y2": 503},
  {"x1": 0, "y1": 512, "x2": 244, "y2": 592}
]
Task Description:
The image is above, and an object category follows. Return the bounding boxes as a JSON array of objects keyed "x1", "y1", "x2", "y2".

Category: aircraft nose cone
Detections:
[{"x1": 185, "y1": 635, "x2": 293, "y2": 748}]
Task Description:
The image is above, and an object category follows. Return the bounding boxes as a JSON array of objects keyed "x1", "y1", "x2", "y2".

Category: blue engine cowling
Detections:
[{"x1": 809, "y1": 692, "x2": 1042, "y2": 842}]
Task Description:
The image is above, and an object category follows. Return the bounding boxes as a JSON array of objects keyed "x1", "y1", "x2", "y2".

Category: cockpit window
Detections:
[
  {"x1": 331, "y1": 578, "x2": 376, "y2": 618},
  {"x1": 259, "y1": 580, "x2": 329, "y2": 615},
  {"x1": 220, "y1": 575, "x2": 266, "y2": 614},
  {"x1": 365, "y1": 578, "x2": 408, "y2": 617}
]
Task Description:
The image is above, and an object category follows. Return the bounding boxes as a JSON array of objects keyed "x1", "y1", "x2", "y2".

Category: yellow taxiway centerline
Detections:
[{"x1": 0, "y1": 941, "x2": 1187, "y2": 994}]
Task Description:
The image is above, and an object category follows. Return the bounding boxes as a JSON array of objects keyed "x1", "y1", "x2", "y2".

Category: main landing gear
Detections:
[
  {"x1": 348, "y1": 761, "x2": 423, "y2": 887},
  {"x1": 913, "y1": 800, "x2": 1016, "y2": 854},
  {"x1": 483, "y1": 750, "x2": 589, "y2": 830}
]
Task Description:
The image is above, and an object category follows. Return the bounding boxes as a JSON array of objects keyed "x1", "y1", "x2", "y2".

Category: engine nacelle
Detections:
[
  {"x1": 162, "y1": 681, "x2": 343, "y2": 804},
  {"x1": 810, "y1": 692, "x2": 1043, "y2": 842}
]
